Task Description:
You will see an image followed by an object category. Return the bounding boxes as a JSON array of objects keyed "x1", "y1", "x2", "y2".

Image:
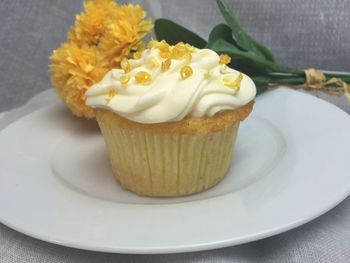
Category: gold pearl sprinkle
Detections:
[
  {"x1": 135, "y1": 71, "x2": 153, "y2": 85},
  {"x1": 119, "y1": 74, "x2": 130, "y2": 86},
  {"x1": 172, "y1": 44, "x2": 188, "y2": 59},
  {"x1": 158, "y1": 41, "x2": 172, "y2": 58},
  {"x1": 183, "y1": 53, "x2": 192, "y2": 64},
  {"x1": 105, "y1": 89, "x2": 117, "y2": 102},
  {"x1": 161, "y1": 58, "x2": 172, "y2": 72},
  {"x1": 121, "y1": 58, "x2": 131, "y2": 73},
  {"x1": 147, "y1": 40, "x2": 159, "y2": 49},
  {"x1": 158, "y1": 42, "x2": 170, "y2": 52},
  {"x1": 223, "y1": 73, "x2": 243, "y2": 91},
  {"x1": 180, "y1": 66, "x2": 193, "y2": 80},
  {"x1": 146, "y1": 56, "x2": 160, "y2": 69},
  {"x1": 185, "y1": 43, "x2": 195, "y2": 52},
  {"x1": 219, "y1": 54, "x2": 231, "y2": 65},
  {"x1": 159, "y1": 51, "x2": 171, "y2": 59}
]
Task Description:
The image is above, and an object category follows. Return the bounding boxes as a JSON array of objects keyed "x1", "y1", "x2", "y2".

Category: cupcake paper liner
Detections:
[{"x1": 97, "y1": 118, "x2": 239, "y2": 197}]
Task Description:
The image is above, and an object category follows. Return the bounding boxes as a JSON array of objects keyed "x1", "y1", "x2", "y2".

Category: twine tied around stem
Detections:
[{"x1": 293, "y1": 68, "x2": 350, "y2": 103}]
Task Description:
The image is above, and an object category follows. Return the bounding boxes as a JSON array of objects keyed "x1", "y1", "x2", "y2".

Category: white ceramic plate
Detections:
[{"x1": 0, "y1": 88, "x2": 350, "y2": 254}]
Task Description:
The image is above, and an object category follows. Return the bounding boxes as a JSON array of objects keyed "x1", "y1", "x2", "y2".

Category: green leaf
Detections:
[
  {"x1": 230, "y1": 59, "x2": 269, "y2": 75},
  {"x1": 216, "y1": 0, "x2": 275, "y2": 62},
  {"x1": 209, "y1": 38, "x2": 299, "y2": 74},
  {"x1": 207, "y1": 24, "x2": 239, "y2": 48},
  {"x1": 154, "y1": 19, "x2": 207, "y2": 48},
  {"x1": 251, "y1": 76, "x2": 270, "y2": 95},
  {"x1": 207, "y1": 24, "x2": 267, "y2": 75}
]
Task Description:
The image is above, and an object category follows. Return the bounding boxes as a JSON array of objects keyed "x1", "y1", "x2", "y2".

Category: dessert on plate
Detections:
[{"x1": 85, "y1": 41, "x2": 256, "y2": 197}]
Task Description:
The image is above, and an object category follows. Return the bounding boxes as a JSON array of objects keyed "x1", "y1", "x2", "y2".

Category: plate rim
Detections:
[
  {"x1": 0, "y1": 191, "x2": 349, "y2": 254},
  {"x1": 1, "y1": 87, "x2": 350, "y2": 254}
]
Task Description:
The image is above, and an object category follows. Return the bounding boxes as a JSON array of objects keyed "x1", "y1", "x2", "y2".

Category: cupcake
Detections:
[{"x1": 85, "y1": 41, "x2": 256, "y2": 197}]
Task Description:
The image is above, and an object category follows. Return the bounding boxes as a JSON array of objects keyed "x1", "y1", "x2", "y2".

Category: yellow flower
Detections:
[
  {"x1": 49, "y1": 0, "x2": 153, "y2": 118},
  {"x1": 98, "y1": 4, "x2": 153, "y2": 67},
  {"x1": 49, "y1": 43, "x2": 108, "y2": 118},
  {"x1": 68, "y1": 0, "x2": 116, "y2": 46}
]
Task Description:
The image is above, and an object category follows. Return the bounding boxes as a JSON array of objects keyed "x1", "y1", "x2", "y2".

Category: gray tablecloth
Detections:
[{"x1": 0, "y1": 1, "x2": 349, "y2": 262}]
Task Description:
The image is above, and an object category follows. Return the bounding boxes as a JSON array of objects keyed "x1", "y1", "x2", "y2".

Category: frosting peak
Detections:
[{"x1": 85, "y1": 41, "x2": 256, "y2": 124}]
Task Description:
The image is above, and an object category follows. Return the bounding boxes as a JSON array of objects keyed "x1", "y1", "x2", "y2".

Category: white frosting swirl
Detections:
[{"x1": 85, "y1": 47, "x2": 256, "y2": 124}]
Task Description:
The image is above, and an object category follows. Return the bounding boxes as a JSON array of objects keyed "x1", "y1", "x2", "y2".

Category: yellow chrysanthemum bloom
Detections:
[
  {"x1": 98, "y1": 4, "x2": 153, "y2": 67},
  {"x1": 49, "y1": 43, "x2": 108, "y2": 118},
  {"x1": 49, "y1": 0, "x2": 153, "y2": 118},
  {"x1": 68, "y1": 0, "x2": 116, "y2": 46}
]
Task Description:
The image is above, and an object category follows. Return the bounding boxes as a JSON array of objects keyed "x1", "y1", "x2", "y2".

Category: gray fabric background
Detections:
[{"x1": 0, "y1": 0, "x2": 350, "y2": 262}]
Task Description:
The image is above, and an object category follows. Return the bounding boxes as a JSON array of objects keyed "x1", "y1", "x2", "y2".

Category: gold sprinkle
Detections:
[
  {"x1": 219, "y1": 54, "x2": 231, "y2": 65},
  {"x1": 121, "y1": 58, "x2": 131, "y2": 73},
  {"x1": 183, "y1": 53, "x2": 192, "y2": 63},
  {"x1": 180, "y1": 66, "x2": 193, "y2": 79},
  {"x1": 135, "y1": 71, "x2": 153, "y2": 85},
  {"x1": 119, "y1": 74, "x2": 130, "y2": 86},
  {"x1": 222, "y1": 75, "x2": 234, "y2": 83},
  {"x1": 105, "y1": 89, "x2": 117, "y2": 102},
  {"x1": 159, "y1": 51, "x2": 171, "y2": 59},
  {"x1": 185, "y1": 43, "x2": 195, "y2": 52},
  {"x1": 223, "y1": 73, "x2": 243, "y2": 91},
  {"x1": 147, "y1": 40, "x2": 159, "y2": 49},
  {"x1": 133, "y1": 51, "x2": 142, "y2": 59},
  {"x1": 179, "y1": 53, "x2": 193, "y2": 68},
  {"x1": 161, "y1": 58, "x2": 172, "y2": 72},
  {"x1": 158, "y1": 41, "x2": 170, "y2": 52},
  {"x1": 172, "y1": 44, "x2": 188, "y2": 59},
  {"x1": 146, "y1": 56, "x2": 160, "y2": 69},
  {"x1": 158, "y1": 41, "x2": 172, "y2": 58}
]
